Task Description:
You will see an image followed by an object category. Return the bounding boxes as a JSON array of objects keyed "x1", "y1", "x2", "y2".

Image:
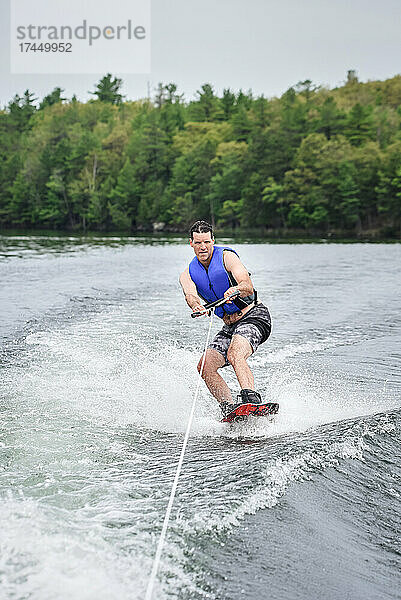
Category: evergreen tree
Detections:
[
  {"x1": 7, "y1": 90, "x2": 37, "y2": 132},
  {"x1": 261, "y1": 178, "x2": 286, "y2": 228},
  {"x1": 108, "y1": 159, "x2": 138, "y2": 229},
  {"x1": 221, "y1": 88, "x2": 236, "y2": 120},
  {"x1": 231, "y1": 106, "x2": 252, "y2": 142},
  {"x1": 338, "y1": 161, "x2": 360, "y2": 229},
  {"x1": 90, "y1": 74, "x2": 124, "y2": 104},
  {"x1": 345, "y1": 103, "x2": 375, "y2": 146},
  {"x1": 316, "y1": 97, "x2": 345, "y2": 139},
  {"x1": 295, "y1": 79, "x2": 319, "y2": 103},
  {"x1": 207, "y1": 141, "x2": 248, "y2": 227},
  {"x1": 189, "y1": 84, "x2": 220, "y2": 121},
  {"x1": 39, "y1": 87, "x2": 66, "y2": 110},
  {"x1": 390, "y1": 166, "x2": 401, "y2": 235}
]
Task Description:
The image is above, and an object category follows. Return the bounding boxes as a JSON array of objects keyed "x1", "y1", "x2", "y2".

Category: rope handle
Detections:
[{"x1": 191, "y1": 290, "x2": 241, "y2": 318}]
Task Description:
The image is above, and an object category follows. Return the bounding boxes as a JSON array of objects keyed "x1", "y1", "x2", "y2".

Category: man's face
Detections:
[{"x1": 190, "y1": 231, "x2": 214, "y2": 263}]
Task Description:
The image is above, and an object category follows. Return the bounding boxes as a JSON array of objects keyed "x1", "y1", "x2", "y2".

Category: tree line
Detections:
[{"x1": 0, "y1": 71, "x2": 400, "y2": 237}]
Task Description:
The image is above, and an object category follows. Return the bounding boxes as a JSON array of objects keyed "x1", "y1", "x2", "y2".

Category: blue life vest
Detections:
[{"x1": 189, "y1": 245, "x2": 254, "y2": 319}]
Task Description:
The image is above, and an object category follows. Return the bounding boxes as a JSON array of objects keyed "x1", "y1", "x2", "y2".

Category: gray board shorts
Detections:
[{"x1": 208, "y1": 303, "x2": 271, "y2": 367}]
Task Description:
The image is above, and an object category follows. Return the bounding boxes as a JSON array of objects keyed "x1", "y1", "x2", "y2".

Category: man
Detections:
[{"x1": 179, "y1": 220, "x2": 272, "y2": 417}]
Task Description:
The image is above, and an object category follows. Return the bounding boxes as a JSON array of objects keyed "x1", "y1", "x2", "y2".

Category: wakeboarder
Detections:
[{"x1": 179, "y1": 220, "x2": 272, "y2": 417}]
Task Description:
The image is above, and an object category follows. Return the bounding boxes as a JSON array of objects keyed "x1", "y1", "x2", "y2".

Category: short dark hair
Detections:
[{"x1": 189, "y1": 220, "x2": 214, "y2": 240}]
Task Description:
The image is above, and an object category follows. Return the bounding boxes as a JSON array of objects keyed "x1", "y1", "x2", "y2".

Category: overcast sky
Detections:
[{"x1": 1, "y1": 0, "x2": 400, "y2": 106}]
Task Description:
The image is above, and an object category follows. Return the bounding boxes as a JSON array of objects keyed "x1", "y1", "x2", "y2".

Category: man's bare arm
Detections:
[
  {"x1": 222, "y1": 251, "x2": 254, "y2": 300},
  {"x1": 179, "y1": 268, "x2": 206, "y2": 314}
]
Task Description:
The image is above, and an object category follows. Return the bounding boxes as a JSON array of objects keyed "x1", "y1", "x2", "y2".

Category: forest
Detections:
[{"x1": 0, "y1": 71, "x2": 400, "y2": 237}]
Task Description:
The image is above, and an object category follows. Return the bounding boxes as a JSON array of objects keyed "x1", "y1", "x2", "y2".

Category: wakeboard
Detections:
[{"x1": 221, "y1": 402, "x2": 279, "y2": 423}]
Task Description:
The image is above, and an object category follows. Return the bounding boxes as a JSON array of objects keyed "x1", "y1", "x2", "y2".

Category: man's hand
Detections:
[
  {"x1": 224, "y1": 287, "x2": 239, "y2": 303},
  {"x1": 192, "y1": 303, "x2": 207, "y2": 317}
]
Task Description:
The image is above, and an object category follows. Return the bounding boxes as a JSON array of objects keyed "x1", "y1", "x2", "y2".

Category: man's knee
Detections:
[
  {"x1": 227, "y1": 347, "x2": 246, "y2": 367},
  {"x1": 197, "y1": 353, "x2": 219, "y2": 377},
  {"x1": 197, "y1": 355, "x2": 210, "y2": 377}
]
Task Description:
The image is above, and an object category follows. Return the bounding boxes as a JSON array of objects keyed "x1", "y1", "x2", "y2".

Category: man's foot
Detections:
[
  {"x1": 237, "y1": 388, "x2": 263, "y2": 404},
  {"x1": 219, "y1": 390, "x2": 262, "y2": 417}
]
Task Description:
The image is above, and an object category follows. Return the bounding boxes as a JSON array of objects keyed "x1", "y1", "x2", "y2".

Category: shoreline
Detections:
[{"x1": 0, "y1": 227, "x2": 400, "y2": 243}]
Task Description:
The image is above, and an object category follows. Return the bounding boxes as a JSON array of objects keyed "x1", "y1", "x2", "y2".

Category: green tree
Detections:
[
  {"x1": 41, "y1": 169, "x2": 71, "y2": 226},
  {"x1": 316, "y1": 97, "x2": 345, "y2": 139},
  {"x1": 188, "y1": 84, "x2": 220, "y2": 121},
  {"x1": 240, "y1": 172, "x2": 264, "y2": 228},
  {"x1": 207, "y1": 141, "x2": 248, "y2": 227},
  {"x1": 156, "y1": 83, "x2": 185, "y2": 138},
  {"x1": 337, "y1": 161, "x2": 360, "y2": 229},
  {"x1": 8, "y1": 170, "x2": 34, "y2": 225},
  {"x1": 126, "y1": 111, "x2": 171, "y2": 228},
  {"x1": 231, "y1": 106, "x2": 252, "y2": 142},
  {"x1": 375, "y1": 141, "x2": 401, "y2": 234},
  {"x1": 236, "y1": 89, "x2": 253, "y2": 110},
  {"x1": 261, "y1": 178, "x2": 286, "y2": 228},
  {"x1": 345, "y1": 103, "x2": 375, "y2": 146},
  {"x1": 166, "y1": 192, "x2": 194, "y2": 228},
  {"x1": 389, "y1": 166, "x2": 401, "y2": 234},
  {"x1": 7, "y1": 90, "x2": 37, "y2": 132},
  {"x1": 88, "y1": 175, "x2": 114, "y2": 228},
  {"x1": 283, "y1": 133, "x2": 354, "y2": 230},
  {"x1": 295, "y1": 79, "x2": 319, "y2": 103},
  {"x1": 39, "y1": 87, "x2": 66, "y2": 110},
  {"x1": 220, "y1": 88, "x2": 236, "y2": 120},
  {"x1": 219, "y1": 199, "x2": 243, "y2": 228},
  {"x1": 90, "y1": 73, "x2": 124, "y2": 104},
  {"x1": 108, "y1": 158, "x2": 139, "y2": 229}
]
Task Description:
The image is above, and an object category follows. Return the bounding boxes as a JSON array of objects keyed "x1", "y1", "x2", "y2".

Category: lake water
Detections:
[{"x1": 0, "y1": 235, "x2": 400, "y2": 599}]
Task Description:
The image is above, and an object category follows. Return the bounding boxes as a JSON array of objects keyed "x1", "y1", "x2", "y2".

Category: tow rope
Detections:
[{"x1": 145, "y1": 309, "x2": 215, "y2": 600}]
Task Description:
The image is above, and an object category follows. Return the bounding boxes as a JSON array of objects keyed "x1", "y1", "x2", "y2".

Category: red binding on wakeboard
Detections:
[{"x1": 221, "y1": 402, "x2": 279, "y2": 423}]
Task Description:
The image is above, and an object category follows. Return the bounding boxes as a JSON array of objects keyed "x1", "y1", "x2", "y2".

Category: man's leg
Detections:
[
  {"x1": 197, "y1": 349, "x2": 233, "y2": 403},
  {"x1": 226, "y1": 334, "x2": 254, "y2": 390}
]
